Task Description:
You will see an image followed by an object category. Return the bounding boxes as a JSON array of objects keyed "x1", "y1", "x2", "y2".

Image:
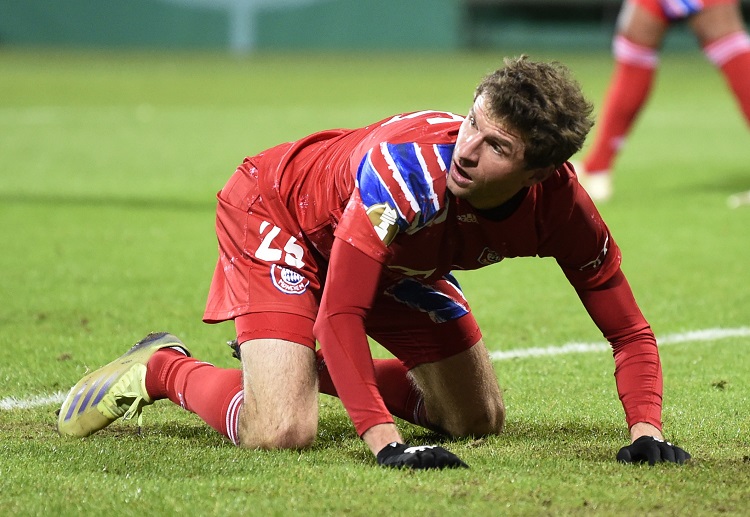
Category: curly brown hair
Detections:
[{"x1": 475, "y1": 56, "x2": 594, "y2": 169}]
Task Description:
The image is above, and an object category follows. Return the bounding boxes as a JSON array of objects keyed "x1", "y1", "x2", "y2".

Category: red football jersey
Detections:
[
  {"x1": 245, "y1": 110, "x2": 620, "y2": 285},
  {"x1": 217, "y1": 110, "x2": 661, "y2": 435}
]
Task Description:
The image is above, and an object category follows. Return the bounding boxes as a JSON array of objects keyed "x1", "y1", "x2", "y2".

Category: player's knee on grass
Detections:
[
  {"x1": 410, "y1": 341, "x2": 506, "y2": 437},
  {"x1": 236, "y1": 337, "x2": 319, "y2": 449},
  {"x1": 237, "y1": 416, "x2": 317, "y2": 450},
  {"x1": 427, "y1": 394, "x2": 505, "y2": 438},
  {"x1": 237, "y1": 402, "x2": 318, "y2": 450},
  {"x1": 444, "y1": 400, "x2": 505, "y2": 438}
]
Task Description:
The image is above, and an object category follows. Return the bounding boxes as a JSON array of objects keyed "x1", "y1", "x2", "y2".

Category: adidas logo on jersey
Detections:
[{"x1": 457, "y1": 213, "x2": 478, "y2": 223}]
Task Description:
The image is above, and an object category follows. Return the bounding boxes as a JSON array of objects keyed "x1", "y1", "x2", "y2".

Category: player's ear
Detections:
[{"x1": 522, "y1": 165, "x2": 555, "y2": 186}]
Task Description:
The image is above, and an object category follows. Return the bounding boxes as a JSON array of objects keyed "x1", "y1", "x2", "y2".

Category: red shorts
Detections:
[
  {"x1": 203, "y1": 162, "x2": 323, "y2": 326},
  {"x1": 632, "y1": 0, "x2": 735, "y2": 22},
  {"x1": 204, "y1": 162, "x2": 481, "y2": 368}
]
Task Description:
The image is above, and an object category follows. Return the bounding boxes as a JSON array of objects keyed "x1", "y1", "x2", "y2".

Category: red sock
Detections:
[
  {"x1": 584, "y1": 36, "x2": 657, "y2": 174},
  {"x1": 146, "y1": 349, "x2": 243, "y2": 444},
  {"x1": 145, "y1": 349, "x2": 436, "y2": 443},
  {"x1": 316, "y1": 350, "x2": 430, "y2": 429},
  {"x1": 704, "y1": 31, "x2": 750, "y2": 126}
]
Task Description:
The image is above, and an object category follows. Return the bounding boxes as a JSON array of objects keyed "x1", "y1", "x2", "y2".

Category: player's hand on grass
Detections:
[
  {"x1": 616, "y1": 436, "x2": 691, "y2": 465},
  {"x1": 377, "y1": 442, "x2": 469, "y2": 470}
]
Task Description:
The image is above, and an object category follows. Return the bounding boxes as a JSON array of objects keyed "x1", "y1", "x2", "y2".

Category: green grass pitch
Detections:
[{"x1": 1, "y1": 48, "x2": 749, "y2": 515}]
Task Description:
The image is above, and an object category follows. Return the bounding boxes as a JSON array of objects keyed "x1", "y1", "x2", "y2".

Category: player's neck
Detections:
[{"x1": 473, "y1": 187, "x2": 528, "y2": 221}]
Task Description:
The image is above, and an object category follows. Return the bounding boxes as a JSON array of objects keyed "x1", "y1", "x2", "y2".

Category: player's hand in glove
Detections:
[
  {"x1": 377, "y1": 442, "x2": 469, "y2": 470},
  {"x1": 616, "y1": 436, "x2": 691, "y2": 465}
]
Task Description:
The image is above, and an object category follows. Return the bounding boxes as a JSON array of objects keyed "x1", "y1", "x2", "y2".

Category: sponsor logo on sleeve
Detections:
[
  {"x1": 270, "y1": 264, "x2": 309, "y2": 295},
  {"x1": 366, "y1": 202, "x2": 400, "y2": 245}
]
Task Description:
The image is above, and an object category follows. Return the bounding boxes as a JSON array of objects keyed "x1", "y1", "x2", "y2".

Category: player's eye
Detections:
[
  {"x1": 468, "y1": 116, "x2": 477, "y2": 128},
  {"x1": 490, "y1": 141, "x2": 504, "y2": 155}
]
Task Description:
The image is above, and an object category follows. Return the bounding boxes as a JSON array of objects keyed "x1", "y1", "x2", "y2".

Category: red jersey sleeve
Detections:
[
  {"x1": 334, "y1": 189, "x2": 393, "y2": 265},
  {"x1": 537, "y1": 169, "x2": 622, "y2": 290},
  {"x1": 539, "y1": 166, "x2": 663, "y2": 429},
  {"x1": 576, "y1": 269, "x2": 663, "y2": 430},
  {"x1": 313, "y1": 236, "x2": 394, "y2": 436},
  {"x1": 316, "y1": 115, "x2": 461, "y2": 437}
]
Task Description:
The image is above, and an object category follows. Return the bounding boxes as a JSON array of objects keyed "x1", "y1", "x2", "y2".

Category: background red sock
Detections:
[
  {"x1": 704, "y1": 31, "x2": 750, "y2": 126},
  {"x1": 584, "y1": 37, "x2": 657, "y2": 173}
]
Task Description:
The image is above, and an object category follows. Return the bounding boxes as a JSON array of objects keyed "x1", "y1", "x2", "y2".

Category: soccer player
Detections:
[
  {"x1": 577, "y1": 0, "x2": 750, "y2": 202},
  {"x1": 58, "y1": 56, "x2": 690, "y2": 469}
]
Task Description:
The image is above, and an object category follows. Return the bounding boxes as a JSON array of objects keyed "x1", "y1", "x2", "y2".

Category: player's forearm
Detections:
[
  {"x1": 569, "y1": 243, "x2": 689, "y2": 465},
  {"x1": 315, "y1": 310, "x2": 395, "y2": 435},
  {"x1": 577, "y1": 270, "x2": 663, "y2": 429},
  {"x1": 314, "y1": 236, "x2": 395, "y2": 437},
  {"x1": 612, "y1": 331, "x2": 663, "y2": 429}
]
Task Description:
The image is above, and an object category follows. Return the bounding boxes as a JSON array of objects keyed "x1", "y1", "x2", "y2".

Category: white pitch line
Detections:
[
  {"x1": 489, "y1": 326, "x2": 750, "y2": 361},
  {"x1": 0, "y1": 391, "x2": 67, "y2": 411},
  {"x1": 2, "y1": 327, "x2": 749, "y2": 411}
]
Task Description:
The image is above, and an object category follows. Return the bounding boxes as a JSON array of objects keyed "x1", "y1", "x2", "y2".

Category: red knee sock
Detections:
[
  {"x1": 146, "y1": 349, "x2": 243, "y2": 444},
  {"x1": 316, "y1": 350, "x2": 430, "y2": 429},
  {"x1": 584, "y1": 36, "x2": 657, "y2": 174},
  {"x1": 145, "y1": 348, "x2": 436, "y2": 444},
  {"x1": 704, "y1": 31, "x2": 750, "y2": 126}
]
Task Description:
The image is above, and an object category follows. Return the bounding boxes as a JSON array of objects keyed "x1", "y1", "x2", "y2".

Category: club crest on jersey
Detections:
[
  {"x1": 366, "y1": 202, "x2": 399, "y2": 246},
  {"x1": 270, "y1": 264, "x2": 309, "y2": 295},
  {"x1": 478, "y1": 247, "x2": 504, "y2": 265}
]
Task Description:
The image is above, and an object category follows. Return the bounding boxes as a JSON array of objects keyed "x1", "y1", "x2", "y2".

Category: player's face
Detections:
[{"x1": 448, "y1": 95, "x2": 549, "y2": 210}]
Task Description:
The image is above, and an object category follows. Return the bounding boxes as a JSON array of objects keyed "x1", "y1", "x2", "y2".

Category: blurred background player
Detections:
[{"x1": 577, "y1": 0, "x2": 750, "y2": 203}]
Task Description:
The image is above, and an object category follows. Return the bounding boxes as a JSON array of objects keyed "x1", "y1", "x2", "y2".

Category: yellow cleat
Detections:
[{"x1": 57, "y1": 332, "x2": 190, "y2": 437}]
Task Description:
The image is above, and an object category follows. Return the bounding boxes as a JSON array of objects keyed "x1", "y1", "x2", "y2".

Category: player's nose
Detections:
[
  {"x1": 456, "y1": 145, "x2": 479, "y2": 167},
  {"x1": 456, "y1": 137, "x2": 480, "y2": 165}
]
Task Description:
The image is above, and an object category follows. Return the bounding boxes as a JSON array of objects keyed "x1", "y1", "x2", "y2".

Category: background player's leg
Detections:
[
  {"x1": 692, "y1": 4, "x2": 750, "y2": 124},
  {"x1": 579, "y1": 1, "x2": 667, "y2": 201},
  {"x1": 691, "y1": 4, "x2": 750, "y2": 206}
]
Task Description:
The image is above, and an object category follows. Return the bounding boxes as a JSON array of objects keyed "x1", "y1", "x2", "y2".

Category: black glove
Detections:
[
  {"x1": 616, "y1": 436, "x2": 691, "y2": 465},
  {"x1": 377, "y1": 442, "x2": 469, "y2": 470}
]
